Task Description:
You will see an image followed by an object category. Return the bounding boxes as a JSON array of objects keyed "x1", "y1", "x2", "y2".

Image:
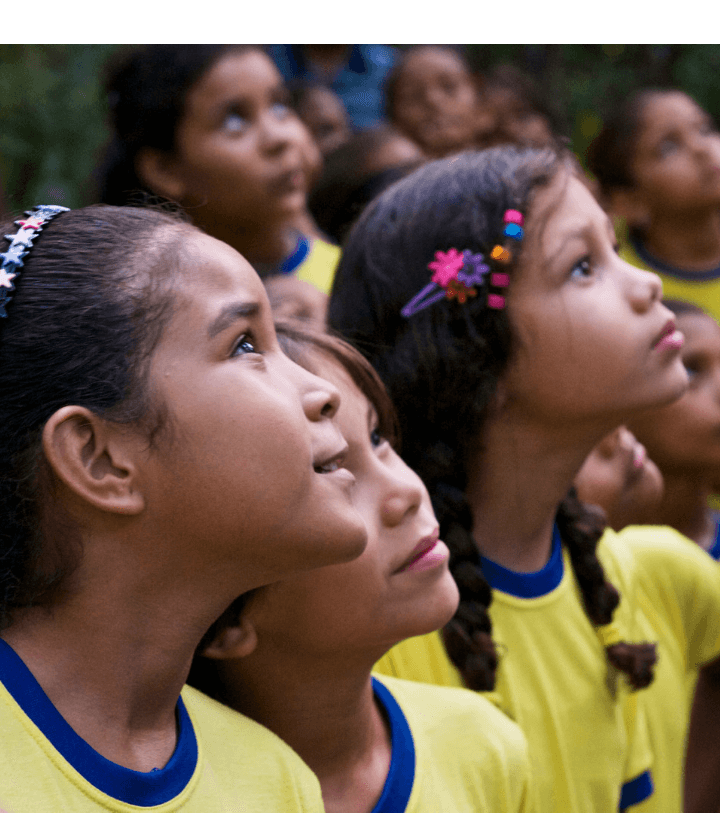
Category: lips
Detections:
[
  {"x1": 395, "y1": 529, "x2": 443, "y2": 572},
  {"x1": 653, "y1": 318, "x2": 684, "y2": 351},
  {"x1": 313, "y1": 444, "x2": 348, "y2": 474}
]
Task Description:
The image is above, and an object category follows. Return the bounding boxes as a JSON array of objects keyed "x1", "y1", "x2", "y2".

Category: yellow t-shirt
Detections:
[
  {"x1": 287, "y1": 235, "x2": 340, "y2": 295},
  {"x1": 617, "y1": 525, "x2": 720, "y2": 813},
  {"x1": 619, "y1": 233, "x2": 720, "y2": 325},
  {"x1": 0, "y1": 640, "x2": 323, "y2": 812},
  {"x1": 375, "y1": 529, "x2": 653, "y2": 812},
  {"x1": 372, "y1": 675, "x2": 534, "y2": 812}
]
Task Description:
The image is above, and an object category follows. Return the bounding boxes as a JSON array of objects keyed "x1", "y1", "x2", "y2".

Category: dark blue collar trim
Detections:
[
  {"x1": 619, "y1": 769, "x2": 654, "y2": 811},
  {"x1": 0, "y1": 639, "x2": 197, "y2": 806},
  {"x1": 709, "y1": 514, "x2": 720, "y2": 561},
  {"x1": 480, "y1": 525, "x2": 564, "y2": 598},
  {"x1": 280, "y1": 234, "x2": 310, "y2": 274},
  {"x1": 630, "y1": 232, "x2": 720, "y2": 281},
  {"x1": 371, "y1": 677, "x2": 415, "y2": 813}
]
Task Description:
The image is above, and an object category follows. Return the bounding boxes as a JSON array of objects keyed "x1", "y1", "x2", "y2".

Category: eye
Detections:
[
  {"x1": 223, "y1": 112, "x2": 249, "y2": 134},
  {"x1": 271, "y1": 101, "x2": 292, "y2": 120},
  {"x1": 657, "y1": 137, "x2": 678, "y2": 158},
  {"x1": 570, "y1": 256, "x2": 592, "y2": 280},
  {"x1": 231, "y1": 333, "x2": 258, "y2": 357},
  {"x1": 370, "y1": 426, "x2": 390, "y2": 450}
]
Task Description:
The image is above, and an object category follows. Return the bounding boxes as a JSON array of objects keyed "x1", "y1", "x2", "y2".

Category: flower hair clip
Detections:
[
  {"x1": 0, "y1": 205, "x2": 68, "y2": 318},
  {"x1": 400, "y1": 208, "x2": 525, "y2": 318}
]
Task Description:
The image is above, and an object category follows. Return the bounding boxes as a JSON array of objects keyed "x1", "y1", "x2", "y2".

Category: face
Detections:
[
  {"x1": 168, "y1": 49, "x2": 312, "y2": 232},
  {"x1": 241, "y1": 354, "x2": 459, "y2": 659},
  {"x1": 297, "y1": 86, "x2": 351, "y2": 156},
  {"x1": 391, "y1": 47, "x2": 479, "y2": 156},
  {"x1": 630, "y1": 311, "x2": 720, "y2": 477},
  {"x1": 484, "y1": 86, "x2": 554, "y2": 148},
  {"x1": 504, "y1": 173, "x2": 689, "y2": 428},
  {"x1": 574, "y1": 426, "x2": 664, "y2": 530},
  {"x1": 630, "y1": 91, "x2": 720, "y2": 212},
  {"x1": 141, "y1": 232, "x2": 367, "y2": 590}
]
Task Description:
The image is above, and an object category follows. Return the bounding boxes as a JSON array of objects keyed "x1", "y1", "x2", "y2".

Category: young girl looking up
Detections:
[
  {"x1": 0, "y1": 204, "x2": 368, "y2": 811},
  {"x1": 189, "y1": 324, "x2": 534, "y2": 813},
  {"x1": 587, "y1": 88, "x2": 720, "y2": 323},
  {"x1": 626, "y1": 300, "x2": 720, "y2": 554},
  {"x1": 327, "y1": 146, "x2": 693, "y2": 811},
  {"x1": 97, "y1": 45, "x2": 338, "y2": 295},
  {"x1": 574, "y1": 426, "x2": 665, "y2": 532}
]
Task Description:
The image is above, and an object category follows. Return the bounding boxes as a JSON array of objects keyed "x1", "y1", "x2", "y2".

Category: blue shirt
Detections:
[{"x1": 267, "y1": 44, "x2": 397, "y2": 130}]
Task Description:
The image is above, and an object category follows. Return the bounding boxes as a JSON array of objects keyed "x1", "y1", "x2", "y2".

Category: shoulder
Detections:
[
  {"x1": 375, "y1": 675, "x2": 527, "y2": 757},
  {"x1": 181, "y1": 686, "x2": 324, "y2": 812}
]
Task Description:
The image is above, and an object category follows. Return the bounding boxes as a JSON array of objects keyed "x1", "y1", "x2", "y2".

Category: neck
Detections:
[
  {"x1": 465, "y1": 409, "x2": 610, "y2": 571},
  {"x1": 650, "y1": 471, "x2": 716, "y2": 549},
  {"x1": 1, "y1": 529, "x2": 256, "y2": 772},
  {"x1": 218, "y1": 649, "x2": 392, "y2": 813},
  {"x1": 643, "y1": 208, "x2": 720, "y2": 271},
  {"x1": 196, "y1": 217, "x2": 301, "y2": 270}
]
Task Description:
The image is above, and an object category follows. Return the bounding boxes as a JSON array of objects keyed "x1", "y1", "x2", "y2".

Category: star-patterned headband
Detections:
[
  {"x1": 400, "y1": 209, "x2": 524, "y2": 318},
  {"x1": 0, "y1": 205, "x2": 69, "y2": 319}
]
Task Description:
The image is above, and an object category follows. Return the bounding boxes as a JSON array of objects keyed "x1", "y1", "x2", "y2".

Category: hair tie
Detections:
[
  {"x1": 400, "y1": 208, "x2": 524, "y2": 318},
  {"x1": 0, "y1": 205, "x2": 69, "y2": 318},
  {"x1": 596, "y1": 620, "x2": 623, "y2": 649}
]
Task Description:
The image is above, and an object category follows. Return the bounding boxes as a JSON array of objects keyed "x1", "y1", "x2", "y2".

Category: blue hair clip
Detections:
[{"x1": 0, "y1": 205, "x2": 69, "y2": 318}]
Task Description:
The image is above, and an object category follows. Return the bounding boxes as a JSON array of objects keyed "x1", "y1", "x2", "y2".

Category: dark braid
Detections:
[{"x1": 329, "y1": 146, "x2": 656, "y2": 692}]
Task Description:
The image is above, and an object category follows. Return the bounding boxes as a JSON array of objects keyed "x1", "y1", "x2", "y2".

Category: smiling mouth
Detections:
[{"x1": 313, "y1": 447, "x2": 348, "y2": 474}]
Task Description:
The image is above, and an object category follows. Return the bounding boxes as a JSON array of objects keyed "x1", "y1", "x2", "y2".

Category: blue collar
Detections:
[
  {"x1": 708, "y1": 514, "x2": 720, "y2": 561},
  {"x1": 479, "y1": 525, "x2": 564, "y2": 598},
  {"x1": 0, "y1": 638, "x2": 198, "y2": 806},
  {"x1": 371, "y1": 677, "x2": 415, "y2": 813},
  {"x1": 279, "y1": 233, "x2": 310, "y2": 274},
  {"x1": 630, "y1": 231, "x2": 720, "y2": 281}
]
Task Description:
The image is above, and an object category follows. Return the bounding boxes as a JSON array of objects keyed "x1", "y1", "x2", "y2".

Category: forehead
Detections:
[
  {"x1": 638, "y1": 92, "x2": 703, "y2": 133},
  {"x1": 185, "y1": 49, "x2": 279, "y2": 113},
  {"x1": 678, "y1": 312, "x2": 720, "y2": 345},
  {"x1": 526, "y1": 171, "x2": 606, "y2": 247},
  {"x1": 174, "y1": 231, "x2": 267, "y2": 309},
  {"x1": 400, "y1": 48, "x2": 469, "y2": 82}
]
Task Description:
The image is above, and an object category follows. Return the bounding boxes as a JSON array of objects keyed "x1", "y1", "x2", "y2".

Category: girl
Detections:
[
  {"x1": 189, "y1": 323, "x2": 533, "y2": 813},
  {"x1": 385, "y1": 46, "x2": 492, "y2": 158},
  {"x1": 574, "y1": 426, "x2": 665, "y2": 532},
  {"x1": 327, "y1": 146, "x2": 695, "y2": 811},
  {"x1": 587, "y1": 88, "x2": 720, "y2": 324},
  {"x1": 626, "y1": 300, "x2": 720, "y2": 553},
  {"x1": 97, "y1": 45, "x2": 339, "y2": 295},
  {"x1": 0, "y1": 204, "x2": 368, "y2": 811}
]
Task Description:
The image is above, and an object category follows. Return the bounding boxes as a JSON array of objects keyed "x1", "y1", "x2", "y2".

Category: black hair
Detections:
[
  {"x1": 309, "y1": 126, "x2": 424, "y2": 245},
  {"x1": 586, "y1": 87, "x2": 699, "y2": 194},
  {"x1": 328, "y1": 146, "x2": 656, "y2": 691},
  {"x1": 187, "y1": 320, "x2": 398, "y2": 701},
  {"x1": 96, "y1": 45, "x2": 253, "y2": 206},
  {"x1": 0, "y1": 204, "x2": 191, "y2": 629}
]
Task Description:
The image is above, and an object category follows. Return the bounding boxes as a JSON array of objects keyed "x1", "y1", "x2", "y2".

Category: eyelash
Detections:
[
  {"x1": 370, "y1": 426, "x2": 388, "y2": 449},
  {"x1": 570, "y1": 256, "x2": 592, "y2": 280},
  {"x1": 231, "y1": 333, "x2": 257, "y2": 357}
]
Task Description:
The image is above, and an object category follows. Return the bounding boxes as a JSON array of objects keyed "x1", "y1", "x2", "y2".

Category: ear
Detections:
[
  {"x1": 202, "y1": 617, "x2": 259, "y2": 660},
  {"x1": 135, "y1": 147, "x2": 187, "y2": 202},
  {"x1": 42, "y1": 406, "x2": 145, "y2": 515},
  {"x1": 608, "y1": 188, "x2": 651, "y2": 230}
]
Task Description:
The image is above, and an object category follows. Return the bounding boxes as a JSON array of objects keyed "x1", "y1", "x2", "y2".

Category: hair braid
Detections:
[{"x1": 558, "y1": 488, "x2": 657, "y2": 689}]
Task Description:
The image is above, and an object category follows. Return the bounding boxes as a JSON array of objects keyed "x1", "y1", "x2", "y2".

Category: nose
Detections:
[
  {"x1": 381, "y1": 454, "x2": 426, "y2": 528},
  {"x1": 623, "y1": 260, "x2": 662, "y2": 313},
  {"x1": 259, "y1": 109, "x2": 302, "y2": 155},
  {"x1": 293, "y1": 362, "x2": 341, "y2": 421}
]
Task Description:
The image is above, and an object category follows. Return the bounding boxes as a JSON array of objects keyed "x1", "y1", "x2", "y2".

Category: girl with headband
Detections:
[
  {"x1": 189, "y1": 323, "x2": 534, "y2": 813},
  {"x1": 327, "y1": 146, "x2": 704, "y2": 811},
  {"x1": 0, "y1": 204, "x2": 367, "y2": 811}
]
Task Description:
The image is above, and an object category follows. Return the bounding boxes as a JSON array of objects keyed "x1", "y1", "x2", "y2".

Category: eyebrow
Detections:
[{"x1": 208, "y1": 301, "x2": 260, "y2": 339}]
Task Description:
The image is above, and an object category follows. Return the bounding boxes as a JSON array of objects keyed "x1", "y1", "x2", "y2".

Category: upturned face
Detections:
[
  {"x1": 503, "y1": 172, "x2": 689, "y2": 429},
  {"x1": 138, "y1": 232, "x2": 367, "y2": 592}
]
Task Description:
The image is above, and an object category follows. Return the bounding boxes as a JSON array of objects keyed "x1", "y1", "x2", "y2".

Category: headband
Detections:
[
  {"x1": 400, "y1": 209, "x2": 524, "y2": 318},
  {"x1": 0, "y1": 205, "x2": 69, "y2": 318}
]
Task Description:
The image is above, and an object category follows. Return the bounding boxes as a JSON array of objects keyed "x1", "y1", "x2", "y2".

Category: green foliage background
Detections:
[{"x1": 1, "y1": 44, "x2": 720, "y2": 216}]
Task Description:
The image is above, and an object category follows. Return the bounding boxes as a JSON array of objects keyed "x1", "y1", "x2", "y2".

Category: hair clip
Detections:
[
  {"x1": 401, "y1": 249, "x2": 490, "y2": 317},
  {"x1": 400, "y1": 209, "x2": 525, "y2": 318},
  {"x1": 0, "y1": 205, "x2": 68, "y2": 319}
]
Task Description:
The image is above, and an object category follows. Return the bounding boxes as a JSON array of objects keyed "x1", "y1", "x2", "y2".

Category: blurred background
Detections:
[{"x1": 2, "y1": 44, "x2": 720, "y2": 214}]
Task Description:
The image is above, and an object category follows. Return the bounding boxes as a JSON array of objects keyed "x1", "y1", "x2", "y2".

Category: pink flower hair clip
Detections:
[{"x1": 400, "y1": 209, "x2": 524, "y2": 318}]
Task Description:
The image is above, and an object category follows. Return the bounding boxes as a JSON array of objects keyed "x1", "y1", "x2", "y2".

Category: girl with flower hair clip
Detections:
[{"x1": 327, "y1": 145, "x2": 720, "y2": 811}]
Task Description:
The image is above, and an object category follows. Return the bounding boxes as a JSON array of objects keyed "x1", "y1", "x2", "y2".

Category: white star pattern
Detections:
[{"x1": 0, "y1": 267, "x2": 17, "y2": 289}]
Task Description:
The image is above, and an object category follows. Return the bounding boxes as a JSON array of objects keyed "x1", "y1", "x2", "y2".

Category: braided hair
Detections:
[{"x1": 328, "y1": 146, "x2": 656, "y2": 691}]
